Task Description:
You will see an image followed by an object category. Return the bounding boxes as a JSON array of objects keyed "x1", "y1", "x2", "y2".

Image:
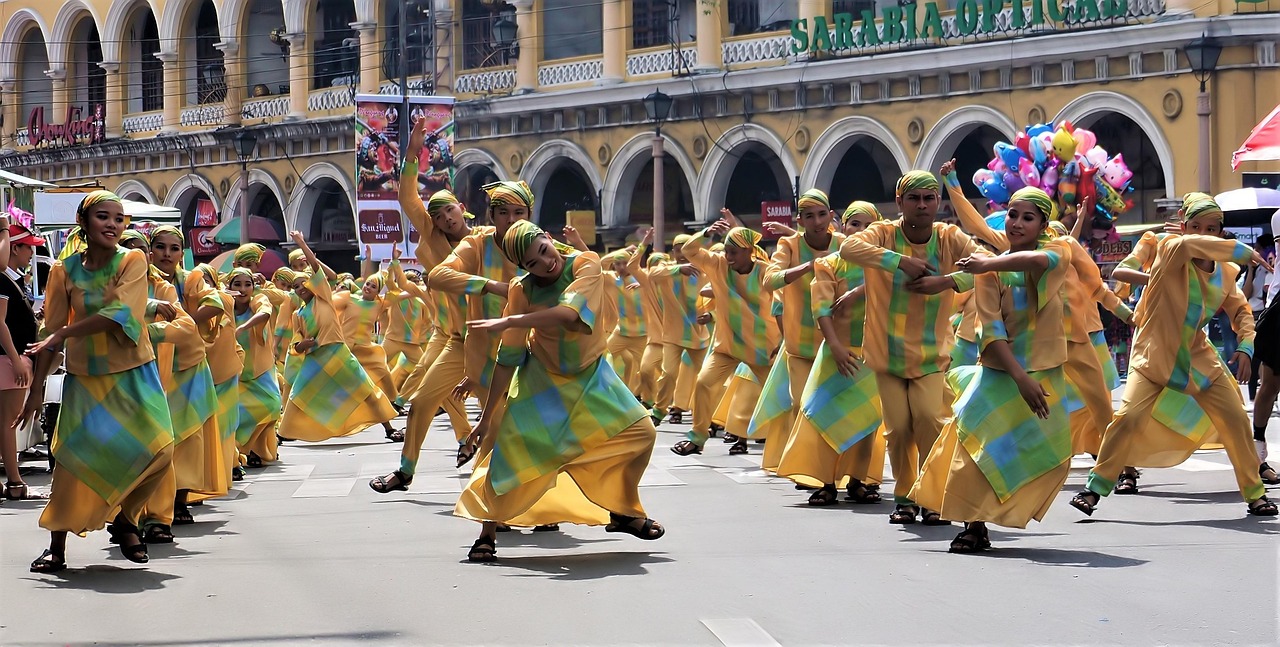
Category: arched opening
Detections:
[
  {"x1": 172, "y1": 187, "x2": 215, "y2": 231},
  {"x1": 242, "y1": 0, "x2": 289, "y2": 99},
  {"x1": 627, "y1": 158, "x2": 695, "y2": 233},
  {"x1": 538, "y1": 162, "x2": 596, "y2": 232},
  {"x1": 18, "y1": 28, "x2": 52, "y2": 132},
  {"x1": 456, "y1": 164, "x2": 500, "y2": 217},
  {"x1": 721, "y1": 147, "x2": 790, "y2": 229},
  {"x1": 311, "y1": 0, "x2": 357, "y2": 89},
  {"x1": 69, "y1": 17, "x2": 106, "y2": 117},
  {"x1": 461, "y1": 0, "x2": 514, "y2": 70},
  {"x1": 183, "y1": 0, "x2": 225, "y2": 105},
  {"x1": 124, "y1": 5, "x2": 163, "y2": 113},
  {"x1": 305, "y1": 179, "x2": 355, "y2": 243},
  {"x1": 246, "y1": 184, "x2": 286, "y2": 231},
  {"x1": 947, "y1": 125, "x2": 1006, "y2": 201},
  {"x1": 119, "y1": 191, "x2": 148, "y2": 202},
  {"x1": 1076, "y1": 112, "x2": 1165, "y2": 224},
  {"x1": 383, "y1": 0, "x2": 434, "y2": 84},
  {"x1": 825, "y1": 137, "x2": 901, "y2": 216}
]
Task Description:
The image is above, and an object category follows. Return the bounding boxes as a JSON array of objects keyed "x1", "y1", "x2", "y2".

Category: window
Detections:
[
  {"x1": 313, "y1": 0, "x2": 358, "y2": 89},
  {"x1": 833, "y1": 0, "x2": 875, "y2": 15},
  {"x1": 632, "y1": 0, "x2": 673, "y2": 48},
  {"x1": 140, "y1": 18, "x2": 163, "y2": 112},
  {"x1": 461, "y1": 0, "x2": 513, "y2": 69}
]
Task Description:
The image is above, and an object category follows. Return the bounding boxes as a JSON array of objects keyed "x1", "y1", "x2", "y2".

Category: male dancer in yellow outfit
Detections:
[
  {"x1": 838, "y1": 170, "x2": 978, "y2": 525},
  {"x1": 631, "y1": 232, "x2": 709, "y2": 424}
]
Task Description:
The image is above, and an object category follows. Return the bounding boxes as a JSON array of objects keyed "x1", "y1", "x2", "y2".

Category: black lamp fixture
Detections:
[
  {"x1": 643, "y1": 89, "x2": 673, "y2": 129},
  {"x1": 234, "y1": 129, "x2": 258, "y2": 162},
  {"x1": 1183, "y1": 33, "x2": 1222, "y2": 92},
  {"x1": 493, "y1": 13, "x2": 519, "y2": 60}
]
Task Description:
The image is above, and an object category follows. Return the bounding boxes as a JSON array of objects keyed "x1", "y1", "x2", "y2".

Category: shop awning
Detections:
[
  {"x1": 1232, "y1": 104, "x2": 1280, "y2": 170},
  {"x1": 0, "y1": 169, "x2": 54, "y2": 187}
]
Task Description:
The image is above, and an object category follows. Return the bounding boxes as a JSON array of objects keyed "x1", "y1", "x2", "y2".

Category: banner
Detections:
[
  {"x1": 354, "y1": 94, "x2": 455, "y2": 261},
  {"x1": 191, "y1": 227, "x2": 219, "y2": 257},
  {"x1": 194, "y1": 198, "x2": 217, "y2": 227},
  {"x1": 761, "y1": 201, "x2": 794, "y2": 240}
]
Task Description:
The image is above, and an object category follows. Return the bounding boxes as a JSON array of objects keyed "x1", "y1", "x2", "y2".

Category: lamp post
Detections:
[
  {"x1": 493, "y1": 12, "x2": 518, "y2": 63},
  {"x1": 1183, "y1": 34, "x2": 1222, "y2": 192},
  {"x1": 643, "y1": 88, "x2": 673, "y2": 252},
  {"x1": 234, "y1": 129, "x2": 259, "y2": 245}
]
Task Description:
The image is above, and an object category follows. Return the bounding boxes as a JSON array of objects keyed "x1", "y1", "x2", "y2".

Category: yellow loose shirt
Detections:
[
  {"x1": 973, "y1": 241, "x2": 1070, "y2": 371},
  {"x1": 237, "y1": 293, "x2": 277, "y2": 379},
  {"x1": 43, "y1": 248, "x2": 155, "y2": 376},
  {"x1": 625, "y1": 253, "x2": 667, "y2": 345},
  {"x1": 763, "y1": 231, "x2": 845, "y2": 359},
  {"x1": 335, "y1": 292, "x2": 385, "y2": 346},
  {"x1": 292, "y1": 271, "x2": 347, "y2": 348},
  {"x1": 497, "y1": 253, "x2": 607, "y2": 375},
  {"x1": 811, "y1": 253, "x2": 867, "y2": 351},
  {"x1": 682, "y1": 230, "x2": 781, "y2": 366},
  {"x1": 204, "y1": 290, "x2": 245, "y2": 384},
  {"x1": 631, "y1": 246, "x2": 709, "y2": 350},
  {"x1": 401, "y1": 159, "x2": 470, "y2": 338}
]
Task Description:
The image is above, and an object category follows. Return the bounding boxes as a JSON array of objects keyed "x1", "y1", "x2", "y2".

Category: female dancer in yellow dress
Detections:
[
  {"x1": 227, "y1": 269, "x2": 283, "y2": 466},
  {"x1": 456, "y1": 220, "x2": 664, "y2": 562},
  {"x1": 910, "y1": 188, "x2": 1074, "y2": 552},
  {"x1": 1070, "y1": 194, "x2": 1278, "y2": 518},
  {"x1": 380, "y1": 255, "x2": 429, "y2": 397},
  {"x1": 279, "y1": 231, "x2": 396, "y2": 442},
  {"x1": 624, "y1": 239, "x2": 669, "y2": 408},
  {"x1": 270, "y1": 267, "x2": 299, "y2": 405},
  {"x1": 28, "y1": 191, "x2": 174, "y2": 572},
  {"x1": 778, "y1": 201, "x2": 887, "y2": 505},
  {"x1": 334, "y1": 267, "x2": 398, "y2": 439}
]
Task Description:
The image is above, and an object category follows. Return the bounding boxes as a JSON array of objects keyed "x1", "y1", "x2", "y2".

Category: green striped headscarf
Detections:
[
  {"x1": 234, "y1": 243, "x2": 266, "y2": 264},
  {"x1": 841, "y1": 201, "x2": 883, "y2": 224},
  {"x1": 362, "y1": 274, "x2": 384, "y2": 292},
  {"x1": 483, "y1": 181, "x2": 535, "y2": 211},
  {"x1": 1047, "y1": 221, "x2": 1069, "y2": 237},
  {"x1": 148, "y1": 224, "x2": 184, "y2": 246},
  {"x1": 1178, "y1": 192, "x2": 1223, "y2": 223},
  {"x1": 895, "y1": 171, "x2": 940, "y2": 198},
  {"x1": 272, "y1": 267, "x2": 298, "y2": 284},
  {"x1": 1009, "y1": 187, "x2": 1059, "y2": 222},
  {"x1": 725, "y1": 226, "x2": 769, "y2": 263},
  {"x1": 427, "y1": 190, "x2": 460, "y2": 218},
  {"x1": 499, "y1": 219, "x2": 548, "y2": 265},
  {"x1": 647, "y1": 252, "x2": 671, "y2": 268},
  {"x1": 194, "y1": 263, "x2": 221, "y2": 288},
  {"x1": 288, "y1": 248, "x2": 305, "y2": 264},
  {"x1": 225, "y1": 267, "x2": 255, "y2": 287},
  {"x1": 601, "y1": 249, "x2": 631, "y2": 266},
  {"x1": 797, "y1": 189, "x2": 830, "y2": 211},
  {"x1": 673, "y1": 233, "x2": 692, "y2": 247},
  {"x1": 77, "y1": 190, "x2": 123, "y2": 224},
  {"x1": 119, "y1": 229, "x2": 149, "y2": 248}
]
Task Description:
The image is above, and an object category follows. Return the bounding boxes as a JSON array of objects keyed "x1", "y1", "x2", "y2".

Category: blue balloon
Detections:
[{"x1": 985, "y1": 211, "x2": 1008, "y2": 231}]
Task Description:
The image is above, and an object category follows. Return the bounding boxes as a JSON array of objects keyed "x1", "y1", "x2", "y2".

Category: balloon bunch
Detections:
[{"x1": 971, "y1": 121, "x2": 1135, "y2": 233}]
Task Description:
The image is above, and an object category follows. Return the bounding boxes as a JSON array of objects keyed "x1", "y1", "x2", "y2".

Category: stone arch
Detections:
[
  {"x1": 602, "y1": 132, "x2": 699, "y2": 229},
  {"x1": 224, "y1": 168, "x2": 288, "y2": 219},
  {"x1": 114, "y1": 179, "x2": 157, "y2": 203},
  {"x1": 454, "y1": 148, "x2": 508, "y2": 180},
  {"x1": 102, "y1": 0, "x2": 162, "y2": 62},
  {"x1": 696, "y1": 123, "x2": 799, "y2": 224},
  {"x1": 915, "y1": 105, "x2": 1019, "y2": 175},
  {"x1": 49, "y1": 1, "x2": 102, "y2": 71},
  {"x1": 159, "y1": 0, "x2": 218, "y2": 47},
  {"x1": 165, "y1": 172, "x2": 221, "y2": 208},
  {"x1": 0, "y1": 10, "x2": 51, "y2": 80},
  {"x1": 286, "y1": 162, "x2": 354, "y2": 234},
  {"x1": 800, "y1": 116, "x2": 910, "y2": 193},
  {"x1": 1054, "y1": 91, "x2": 1176, "y2": 198},
  {"x1": 520, "y1": 139, "x2": 605, "y2": 223}
]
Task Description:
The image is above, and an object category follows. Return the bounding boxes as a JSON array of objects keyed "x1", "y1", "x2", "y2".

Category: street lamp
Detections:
[
  {"x1": 234, "y1": 129, "x2": 258, "y2": 245},
  {"x1": 643, "y1": 89, "x2": 673, "y2": 252},
  {"x1": 493, "y1": 13, "x2": 519, "y2": 62},
  {"x1": 1183, "y1": 34, "x2": 1222, "y2": 192}
]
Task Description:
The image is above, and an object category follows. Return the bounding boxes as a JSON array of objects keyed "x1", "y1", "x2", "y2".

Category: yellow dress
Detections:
[
  {"x1": 189, "y1": 286, "x2": 243, "y2": 502},
  {"x1": 335, "y1": 289, "x2": 397, "y2": 402}
]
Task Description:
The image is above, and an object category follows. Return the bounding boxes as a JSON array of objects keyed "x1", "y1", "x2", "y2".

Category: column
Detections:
[
  {"x1": 798, "y1": 0, "x2": 827, "y2": 22},
  {"x1": 352, "y1": 22, "x2": 380, "y2": 94},
  {"x1": 0, "y1": 80, "x2": 16, "y2": 152},
  {"x1": 46, "y1": 69, "x2": 68, "y2": 122},
  {"x1": 695, "y1": 0, "x2": 723, "y2": 72},
  {"x1": 599, "y1": 0, "x2": 624, "y2": 85},
  {"x1": 156, "y1": 51, "x2": 181, "y2": 133},
  {"x1": 512, "y1": 0, "x2": 539, "y2": 93},
  {"x1": 99, "y1": 62, "x2": 125, "y2": 138},
  {"x1": 216, "y1": 41, "x2": 243, "y2": 127},
  {"x1": 432, "y1": 0, "x2": 455, "y2": 93},
  {"x1": 285, "y1": 33, "x2": 310, "y2": 121}
]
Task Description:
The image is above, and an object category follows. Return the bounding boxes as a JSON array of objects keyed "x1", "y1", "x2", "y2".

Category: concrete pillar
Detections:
[
  {"x1": 286, "y1": 33, "x2": 309, "y2": 121},
  {"x1": 352, "y1": 22, "x2": 380, "y2": 94},
  {"x1": 600, "y1": 0, "x2": 624, "y2": 84},
  {"x1": 512, "y1": 0, "x2": 539, "y2": 93},
  {"x1": 0, "y1": 79, "x2": 16, "y2": 151},
  {"x1": 99, "y1": 62, "x2": 125, "y2": 138},
  {"x1": 216, "y1": 40, "x2": 243, "y2": 127},
  {"x1": 695, "y1": 0, "x2": 723, "y2": 72},
  {"x1": 156, "y1": 51, "x2": 181, "y2": 133},
  {"x1": 46, "y1": 69, "x2": 68, "y2": 123},
  {"x1": 432, "y1": 0, "x2": 455, "y2": 93}
]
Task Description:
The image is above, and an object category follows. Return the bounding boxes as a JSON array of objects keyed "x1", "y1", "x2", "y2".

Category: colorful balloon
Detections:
[
  {"x1": 995, "y1": 142, "x2": 1025, "y2": 171},
  {"x1": 1099, "y1": 153, "x2": 1133, "y2": 189},
  {"x1": 1041, "y1": 164, "x2": 1059, "y2": 197},
  {"x1": 1002, "y1": 169, "x2": 1025, "y2": 192},
  {"x1": 1018, "y1": 157, "x2": 1041, "y2": 188},
  {"x1": 978, "y1": 176, "x2": 1011, "y2": 204},
  {"x1": 1014, "y1": 132, "x2": 1032, "y2": 157},
  {"x1": 1027, "y1": 123, "x2": 1053, "y2": 138},
  {"x1": 1083, "y1": 145, "x2": 1108, "y2": 168},
  {"x1": 1051, "y1": 127, "x2": 1077, "y2": 163},
  {"x1": 1072, "y1": 128, "x2": 1097, "y2": 153},
  {"x1": 973, "y1": 169, "x2": 995, "y2": 188}
]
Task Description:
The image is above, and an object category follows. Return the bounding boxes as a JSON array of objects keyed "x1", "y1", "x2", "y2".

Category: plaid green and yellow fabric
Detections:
[
  {"x1": 947, "y1": 364, "x2": 1071, "y2": 502},
  {"x1": 1151, "y1": 388, "x2": 1214, "y2": 445},
  {"x1": 1091, "y1": 330, "x2": 1120, "y2": 390},
  {"x1": 488, "y1": 355, "x2": 648, "y2": 495},
  {"x1": 765, "y1": 233, "x2": 844, "y2": 359},
  {"x1": 214, "y1": 375, "x2": 241, "y2": 443},
  {"x1": 235, "y1": 369, "x2": 282, "y2": 446},
  {"x1": 53, "y1": 362, "x2": 173, "y2": 504},
  {"x1": 614, "y1": 274, "x2": 646, "y2": 338},
  {"x1": 340, "y1": 296, "x2": 383, "y2": 346},
  {"x1": 49, "y1": 248, "x2": 152, "y2": 375},
  {"x1": 800, "y1": 343, "x2": 882, "y2": 452},
  {"x1": 745, "y1": 355, "x2": 791, "y2": 440},
  {"x1": 289, "y1": 343, "x2": 379, "y2": 428},
  {"x1": 167, "y1": 360, "x2": 217, "y2": 445}
]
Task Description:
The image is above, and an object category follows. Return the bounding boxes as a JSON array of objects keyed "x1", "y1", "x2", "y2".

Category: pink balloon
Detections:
[
  {"x1": 1072, "y1": 128, "x2": 1097, "y2": 153},
  {"x1": 1084, "y1": 146, "x2": 1108, "y2": 168}
]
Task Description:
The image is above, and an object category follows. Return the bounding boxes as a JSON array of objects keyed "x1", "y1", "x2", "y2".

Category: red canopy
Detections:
[{"x1": 1233, "y1": 104, "x2": 1280, "y2": 170}]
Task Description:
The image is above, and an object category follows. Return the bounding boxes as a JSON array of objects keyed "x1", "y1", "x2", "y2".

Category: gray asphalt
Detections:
[{"x1": 2, "y1": 392, "x2": 1278, "y2": 647}]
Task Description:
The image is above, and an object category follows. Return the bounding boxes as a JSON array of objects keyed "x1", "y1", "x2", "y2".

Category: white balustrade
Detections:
[
  {"x1": 308, "y1": 87, "x2": 356, "y2": 112},
  {"x1": 122, "y1": 112, "x2": 165, "y2": 134},
  {"x1": 721, "y1": 34, "x2": 792, "y2": 65},
  {"x1": 180, "y1": 103, "x2": 227, "y2": 127},
  {"x1": 240, "y1": 96, "x2": 290, "y2": 120},
  {"x1": 455, "y1": 68, "x2": 517, "y2": 94},
  {"x1": 626, "y1": 47, "x2": 698, "y2": 76},
  {"x1": 537, "y1": 58, "x2": 604, "y2": 87}
]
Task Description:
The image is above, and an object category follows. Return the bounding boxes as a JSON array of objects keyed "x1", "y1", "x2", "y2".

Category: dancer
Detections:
[
  {"x1": 189, "y1": 264, "x2": 245, "y2": 486},
  {"x1": 28, "y1": 191, "x2": 173, "y2": 572},
  {"x1": 278, "y1": 231, "x2": 396, "y2": 443},
  {"x1": 380, "y1": 255, "x2": 429, "y2": 396},
  {"x1": 777, "y1": 201, "x2": 886, "y2": 504},
  {"x1": 671, "y1": 219, "x2": 780, "y2": 455},
  {"x1": 227, "y1": 268, "x2": 282, "y2": 466},
  {"x1": 635, "y1": 232, "x2": 710, "y2": 424},
  {"x1": 603, "y1": 248, "x2": 648, "y2": 395},
  {"x1": 455, "y1": 221, "x2": 663, "y2": 562},
  {"x1": 334, "y1": 270, "x2": 398, "y2": 439},
  {"x1": 911, "y1": 187, "x2": 1074, "y2": 552},
  {"x1": 1070, "y1": 194, "x2": 1277, "y2": 518},
  {"x1": 839, "y1": 170, "x2": 979, "y2": 525}
]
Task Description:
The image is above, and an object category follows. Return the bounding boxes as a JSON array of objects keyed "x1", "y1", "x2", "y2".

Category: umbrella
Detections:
[
  {"x1": 1215, "y1": 188, "x2": 1280, "y2": 227},
  {"x1": 209, "y1": 247, "x2": 288, "y2": 277},
  {"x1": 208, "y1": 215, "x2": 286, "y2": 243},
  {"x1": 1233, "y1": 104, "x2": 1280, "y2": 170}
]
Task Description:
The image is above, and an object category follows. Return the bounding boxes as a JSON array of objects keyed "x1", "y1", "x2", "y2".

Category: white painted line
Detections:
[
  {"x1": 713, "y1": 468, "x2": 774, "y2": 485},
  {"x1": 253, "y1": 463, "x2": 317, "y2": 482},
  {"x1": 701, "y1": 619, "x2": 781, "y2": 647},
  {"x1": 1174, "y1": 457, "x2": 1232, "y2": 472},
  {"x1": 291, "y1": 477, "x2": 357, "y2": 498},
  {"x1": 1070, "y1": 456, "x2": 1096, "y2": 471},
  {"x1": 639, "y1": 467, "x2": 685, "y2": 487},
  {"x1": 405, "y1": 474, "x2": 468, "y2": 494}
]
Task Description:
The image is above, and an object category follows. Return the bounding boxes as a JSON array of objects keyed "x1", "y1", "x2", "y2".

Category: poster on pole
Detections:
[{"x1": 354, "y1": 93, "x2": 455, "y2": 261}]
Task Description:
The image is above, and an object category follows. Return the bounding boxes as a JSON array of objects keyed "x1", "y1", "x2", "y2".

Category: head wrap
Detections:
[
  {"x1": 272, "y1": 267, "x2": 298, "y2": 284},
  {"x1": 148, "y1": 224, "x2": 184, "y2": 246},
  {"x1": 724, "y1": 227, "x2": 769, "y2": 264},
  {"x1": 288, "y1": 248, "x2": 305, "y2": 264},
  {"x1": 404, "y1": 268, "x2": 423, "y2": 282},
  {"x1": 76, "y1": 190, "x2": 124, "y2": 225},
  {"x1": 427, "y1": 190, "x2": 461, "y2": 218},
  {"x1": 895, "y1": 171, "x2": 940, "y2": 198},
  {"x1": 59, "y1": 226, "x2": 87, "y2": 260},
  {"x1": 1178, "y1": 192, "x2": 1223, "y2": 224},
  {"x1": 1047, "y1": 221, "x2": 1069, "y2": 238},
  {"x1": 225, "y1": 267, "x2": 255, "y2": 288},
  {"x1": 194, "y1": 263, "x2": 221, "y2": 288},
  {"x1": 234, "y1": 243, "x2": 266, "y2": 265},
  {"x1": 362, "y1": 274, "x2": 384, "y2": 292},
  {"x1": 710, "y1": 243, "x2": 725, "y2": 253},
  {"x1": 796, "y1": 189, "x2": 831, "y2": 212},
  {"x1": 336, "y1": 272, "x2": 355, "y2": 283},
  {"x1": 499, "y1": 220, "x2": 548, "y2": 265},
  {"x1": 338, "y1": 278, "x2": 359, "y2": 293},
  {"x1": 647, "y1": 252, "x2": 671, "y2": 268},
  {"x1": 672, "y1": 234, "x2": 692, "y2": 248},
  {"x1": 600, "y1": 249, "x2": 630, "y2": 266},
  {"x1": 119, "y1": 229, "x2": 149, "y2": 248},
  {"x1": 483, "y1": 181, "x2": 535, "y2": 211},
  {"x1": 840, "y1": 201, "x2": 884, "y2": 224},
  {"x1": 1009, "y1": 187, "x2": 1059, "y2": 222},
  {"x1": 462, "y1": 210, "x2": 477, "y2": 221}
]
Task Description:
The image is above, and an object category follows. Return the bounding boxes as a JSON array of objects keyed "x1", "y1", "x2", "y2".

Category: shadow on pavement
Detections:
[
  {"x1": 20, "y1": 565, "x2": 181, "y2": 593},
  {"x1": 951, "y1": 545, "x2": 1150, "y2": 568},
  {"x1": 480, "y1": 550, "x2": 674, "y2": 579},
  {"x1": 1084, "y1": 516, "x2": 1279, "y2": 535}
]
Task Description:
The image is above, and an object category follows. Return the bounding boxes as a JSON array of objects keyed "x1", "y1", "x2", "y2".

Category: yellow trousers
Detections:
[
  {"x1": 876, "y1": 371, "x2": 947, "y2": 505},
  {"x1": 1088, "y1": 369, "x2": 1266, "y2": 502},
  {"x1": 637, "y1": 341, "x2": 664, "y2": 405},
  {"x1": 41, "y1": 445, "x2": 175, "y2": 535},
  {"x1": 352, "y1": 343, "x2": 398, "y2": 403},
  {"x1": 673, "y1": 352, "x2": 697, "y2": 411},
  {"x1": 607, "y1": 333, "x2": 647, "y2": 395},
  {"x1": 384, "y1": 337, "x2": 425, "y2": 392},
  {"x1": 711, "y1": 373, "x2": 742, "y2": 428},
  {"x1": 399, "y1": 337, "x2": 474, "y2": 477},
  {"x1": 691, "y1": 352, "x2": 769, "y2": 445},
  {"x1": 778, "y1": 416, "x2": 883, "y2": 489},
  {"x1": 656, "y1": 344, "x2": 706, "y2": 414},
  {"x1": 401, "y1": 333, "x2": 471, "y2": 434},
  {"x1": 1064, "y1": 339, "x2": 1114, "y2": 455}
]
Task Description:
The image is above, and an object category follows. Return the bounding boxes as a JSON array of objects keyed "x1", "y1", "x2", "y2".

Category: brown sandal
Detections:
[
  {"x1": 671, "y1": 440, "x2": 702, "y2": 456},
  {"x1": 808, "y1": 485, "x2": 839, "y2": 506},
  {"x1": 369, "y1": 470, "x2": 412, "y2": 493}
]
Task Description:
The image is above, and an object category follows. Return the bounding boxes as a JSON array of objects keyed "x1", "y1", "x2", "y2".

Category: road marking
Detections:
[
  {"x1": 291, "y1": 477, "x2": 357, "y2": 498},
  {"x1": 640, "y1": 467, "x2": 685, "y2": 487},
  {"x1": 700, "y1": 619, "x2": 781, "y2": 647},
  {"x1": 253, "y1": 463, "x2": 317, "y2": 482},
  {"x1": 713, "y1": 468, "x2": 774, "y2": 485},
  {"x1": 1174, "y1": 457, "x2": 1233, "y2": 472}
]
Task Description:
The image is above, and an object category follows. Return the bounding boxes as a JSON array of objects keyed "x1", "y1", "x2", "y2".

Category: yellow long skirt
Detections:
[
  {"x1": 41, "y1": 445, "x2": 175, "y2": 536},
  {"x1": 761, "y1": 354, "x2": 813, "y2": 473},
  {"x1": 279, "y1": 397, "x2": 396, "y2": 443},
  {"x1": 607, "y1": 333, "x2": 648, "y2": 394},
  {"x1": 352, "y1": 343, "x2": 398, "y2": 402},
  {"x1": 777, "y1": 417, "x2": 887, "y2": 489},
  {"x1": 910, "y1": 420, "x2": 1070, "y2": 529},
  {"x1": 455, "y1": 418, "x2": 655, "y2": 526}
]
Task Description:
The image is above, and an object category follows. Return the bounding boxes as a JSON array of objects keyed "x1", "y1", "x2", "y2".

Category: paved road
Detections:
[{"x1": 2, "y1": 394, "x2": 1278, "y2": 647}]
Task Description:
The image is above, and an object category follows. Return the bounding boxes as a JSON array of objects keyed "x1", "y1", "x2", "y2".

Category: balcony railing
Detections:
[
  {"x1": 626, "y1": 46, "x2": 698, "y2": 77},
  {"x1": 537, "y1": 56, "x2": 603, "y2": 87},
  {"x1": 308, "y1": 87, "x2": 356, "y2": 112},
  {"x1": 455, "y1": 67, "x2": 517, "y2": 94},
  {"x1": 241, "y1": 96, "x2": 291, "y2": 120},
  {"x1": 122, "y1": 111, "x2": 165, "y2": 134},
  {"x1": 180, "y1": 103, "x2": 227, "y2": 127}
]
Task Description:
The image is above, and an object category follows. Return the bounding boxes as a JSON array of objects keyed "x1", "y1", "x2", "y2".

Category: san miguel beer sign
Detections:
[{"x1": 28, "y1": 104, "x2": 106, "y2": 148}]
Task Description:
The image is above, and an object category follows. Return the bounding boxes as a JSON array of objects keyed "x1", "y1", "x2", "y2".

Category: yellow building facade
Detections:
[{"x1": 0, "y1": 0, "x2": 1276, "y2": 252}]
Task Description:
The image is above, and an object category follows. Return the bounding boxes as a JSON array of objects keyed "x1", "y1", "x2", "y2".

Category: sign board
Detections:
[
  {"x1": 28, "y1": 104, "x2": 105, "y2": 148},
  {"x1": 567, "y1": 210, "x2": 596, "y2": 245},
  {"x1": 191, "y1": 227, "x2": 219, "y2": 256},
  {"x1": 1093, "y1": 238, "x2": 1133, "y2": 265},
  {"x1": 354, "y1": 93, "x2": 455, "y2": 261},
  {"x1": 761, "y1": 201, "x2": 794, "y2": 240},
  {"x1": 194, "y1": 198, "x2": 217, "y2": 227}
]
